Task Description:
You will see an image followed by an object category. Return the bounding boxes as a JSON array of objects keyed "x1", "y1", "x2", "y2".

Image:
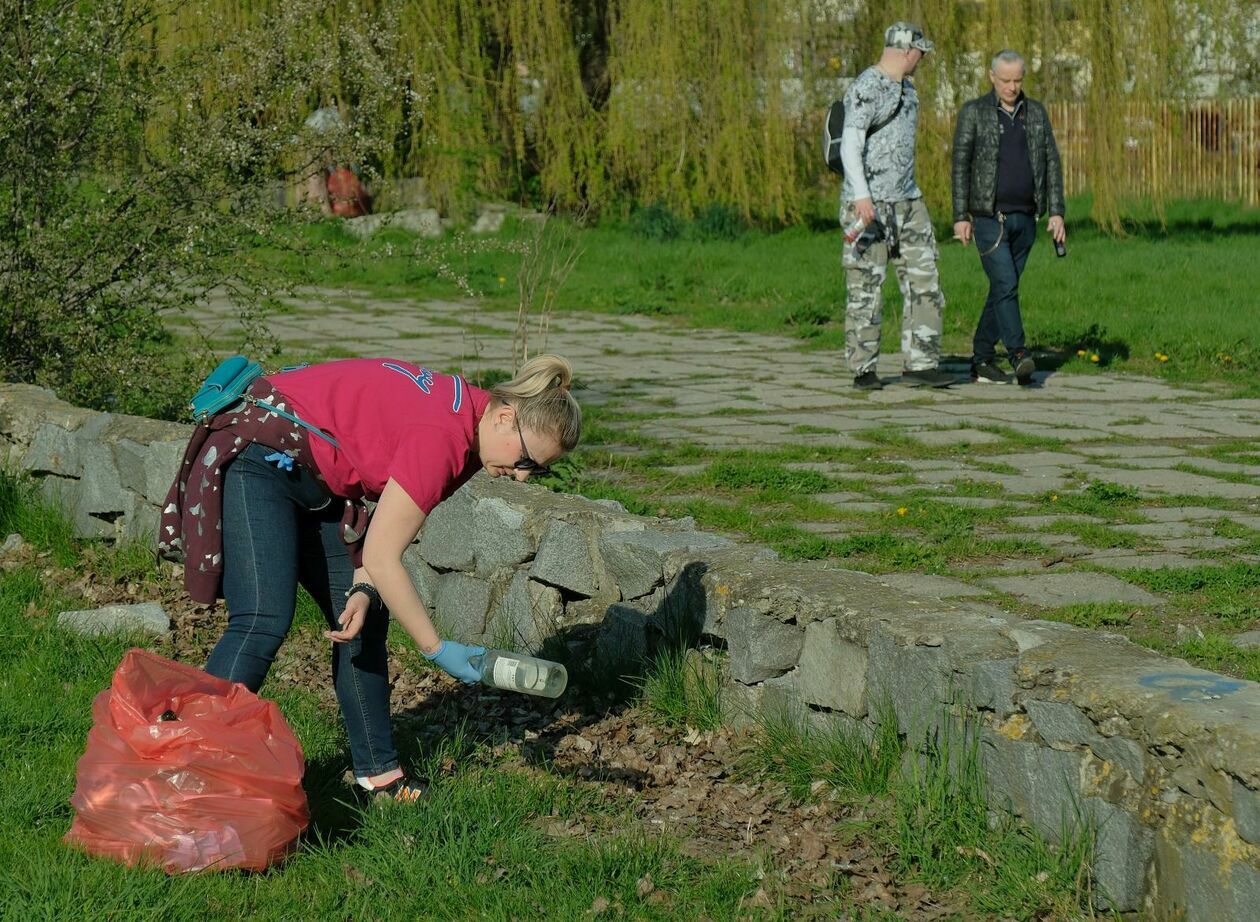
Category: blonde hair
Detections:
[{"x1": 492, "y1": 354, "x2": 582, "y2": 451}]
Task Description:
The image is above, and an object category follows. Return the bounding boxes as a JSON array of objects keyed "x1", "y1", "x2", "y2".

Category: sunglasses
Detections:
[{"x1": 513, "y1": 415, "x2": 553, "y2": 477}]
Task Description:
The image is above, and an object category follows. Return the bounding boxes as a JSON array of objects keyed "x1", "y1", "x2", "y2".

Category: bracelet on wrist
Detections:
[{"x1": 345, "y1": 582, "x2": 382, "y2": 610}]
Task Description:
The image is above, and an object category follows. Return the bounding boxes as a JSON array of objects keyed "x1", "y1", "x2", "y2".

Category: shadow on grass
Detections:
[
  {"x1": 381, "y1": 562, "x2": 715, "y2": 792},
  {"x1": 1115, "y1": 215, "x2": 1260, "y2": 240},
  {"x1": 1032, "y1": 323, "x2": 1132, "y2": 372},
  {"x1": 301, "y1": 752, "x2": 372, "y2": 846}
]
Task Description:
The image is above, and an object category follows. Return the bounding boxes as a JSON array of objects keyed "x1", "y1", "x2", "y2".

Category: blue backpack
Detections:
[
  {"x1": 189, "y1": 355, "x2": 263, "y2": 423},
  {"x1": 189, "y1": 356, "x2": 337, "y2": 446}
]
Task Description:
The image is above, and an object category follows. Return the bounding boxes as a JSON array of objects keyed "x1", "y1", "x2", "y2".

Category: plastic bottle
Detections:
[
  {"x1": 843, "y1": 216, "x2": 867, "y2": 244},
  {"x1": 470, "y1": 650, "x2": 568, "y2": 698}
]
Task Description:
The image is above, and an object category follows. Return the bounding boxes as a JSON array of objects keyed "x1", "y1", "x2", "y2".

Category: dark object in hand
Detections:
[
  {"x1": 853, "y1": 219, "x2": 886, "y2": 257},
  {"x1": 1054, "y1": 239, "x2": 1066, "y2": 258}
]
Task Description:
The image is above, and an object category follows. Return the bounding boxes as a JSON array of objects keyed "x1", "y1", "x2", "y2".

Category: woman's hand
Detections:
[
  {"x1": 423, "y1": 640, "x2": 487, "y2": 684},
  {"x1": 324, "y1": 590, "x2": 372, "y2": 644}
]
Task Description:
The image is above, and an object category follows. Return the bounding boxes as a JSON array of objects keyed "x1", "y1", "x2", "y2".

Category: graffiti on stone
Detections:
[{"x1": 1138, "y1": 672, "x2": 1246, "y2": 701}]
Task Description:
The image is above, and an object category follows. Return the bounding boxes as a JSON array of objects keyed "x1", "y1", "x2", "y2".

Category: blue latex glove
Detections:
[
  {"x1": 423, "y1": 640, "x2": 486, "y2": 685},
  {"x1": 263, "y1": 451, "x2": 294, "y2": 471}
]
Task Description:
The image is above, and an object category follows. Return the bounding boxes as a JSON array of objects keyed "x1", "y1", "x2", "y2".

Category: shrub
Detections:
[
  {"x1": 0, "y1": 0, "x2": 408, "y2": 417},
  {"x1": 689, "y1": 204, "x2": 747, "y2": 241},
  {"x1": 629, "y1": 203, "x2": 683, "y2": 241}
]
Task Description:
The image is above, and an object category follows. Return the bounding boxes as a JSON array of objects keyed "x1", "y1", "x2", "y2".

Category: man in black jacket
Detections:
[{"x1": 952, "y1": 50, "x2": 1065, "y2": 386}]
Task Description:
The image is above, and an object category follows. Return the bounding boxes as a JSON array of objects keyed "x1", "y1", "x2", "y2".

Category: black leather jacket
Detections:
[{"x1": 951, "y1": 90, "x2": 1065, "y2": 223}]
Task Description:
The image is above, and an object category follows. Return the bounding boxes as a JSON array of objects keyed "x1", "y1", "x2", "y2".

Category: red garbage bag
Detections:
[
  {"x1": 326, "y1": 165, "x2": 371, "y2": 218},
  {"x1": 64, "y1": 648, "x2": 309, "y2": 873}
]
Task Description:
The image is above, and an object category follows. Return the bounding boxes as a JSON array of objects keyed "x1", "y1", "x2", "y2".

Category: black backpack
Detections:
[{"x1": 823, "y1": 91, "x2": 905, "y2": 177}]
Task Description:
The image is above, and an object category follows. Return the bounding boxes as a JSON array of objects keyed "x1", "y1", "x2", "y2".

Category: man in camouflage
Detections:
[{"x1": 838, "y1": 22, "x2": 955, "y2": 389}]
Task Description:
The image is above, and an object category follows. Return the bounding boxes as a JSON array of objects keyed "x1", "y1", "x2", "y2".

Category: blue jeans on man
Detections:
[
  {"x1": 971, "y1": 210, "x2": 1036, "y2": 363},
  {"x1": 206, "y1": 442, "x2": 398, "y2": 776}
]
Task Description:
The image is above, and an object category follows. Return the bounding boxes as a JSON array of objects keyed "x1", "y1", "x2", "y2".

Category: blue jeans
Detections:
[
  {"x1": 206, "y1": 442, "x2": 397, "y2": 776},
  {"x1": 971, "y1": 211, "x2": 1036, "y2": 363}
]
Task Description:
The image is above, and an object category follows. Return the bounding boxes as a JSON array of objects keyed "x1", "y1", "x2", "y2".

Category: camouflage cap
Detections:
[{"x1": 884, "y1": 21, "x2": 934, "y2": 53}]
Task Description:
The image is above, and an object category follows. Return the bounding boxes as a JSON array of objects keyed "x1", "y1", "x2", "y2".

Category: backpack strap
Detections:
[
  {"x1": 867, "y1": 89, "x2": 905, "y2": 138},
  {"x1": 242, "y1": 393, "x2": 340, "y2": 449},
  {"x1": 824, "y1": 87, "x2": 905, "y2": 176}
]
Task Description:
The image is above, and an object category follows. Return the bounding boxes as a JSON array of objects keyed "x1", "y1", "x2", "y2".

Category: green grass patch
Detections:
[
  {"x1": 892, "y1": 717, "x2": 1094, "y2": 916},
  {"x1": 941, "y1": 479, "x2": 1011, "y2": 499},
  {"x1": 1041, "y1": 520, "x2": 1144, "y2": 550},
  {"x1": 1034, "y1": 481, "x2": 1144, "y2": 521},
  {"x1": 0, "y1": 469, "x2": 80, "y2": 566},
  {"x1": 748, "y1": 704, "x2": 903, "y2": 802},
  {"x1": 1210, "y1": 517, "x2": 1260, "y2": 543},
  {"x1": 1171, "y1": 463, "x2": 1260, "y2": 486},
  {"x1": 969, "y1": 461, "x2": 1022, "y2": 476},
  {"x1": 638, "y1": 649, "x2": 724, "y2": 732},
  {"x1": 1039, "y1": 602, "x2": 1142, "y2": 629},
  {"x1": 1165, "y1": 633, "x2": 1260, "y2": 683},
  {"x1": 701, "y1": 459, "x2": 832, "y2": 496},
  {"x1": 1191, "y1": 440, "x2": 1260, "y2": 466},
  {"x1": 746, "y1": 705, "x2": 1095, "y2": 917},
  {"x1": 1121, "y1": 562, "x2": 1260, "y2": 595},
  {"x1": 881, "y1": 498, "x2": 1008, "y2": 539},
  {"x1": 791, "y1": 424, "x2": 839, "y2": 435},
  {"x1": 973, "y1": 426, "x2": 1067, "y2": 451}
]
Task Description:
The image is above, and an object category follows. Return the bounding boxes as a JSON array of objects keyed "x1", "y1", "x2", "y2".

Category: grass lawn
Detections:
[
  {"x1": 0, "y1": 471, "x2": 1099, "y2": 919},
  {"x1": 257, "y1": 196, "x2": 1260, "y2": 388},
  {"x1": 2, "y1": 626, "x2": 753, "y2": 920}
]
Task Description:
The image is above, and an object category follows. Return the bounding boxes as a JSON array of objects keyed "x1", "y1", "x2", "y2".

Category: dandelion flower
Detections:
[
  {"x1": 1050, "y1": 494, "x2": 1058, "y2": 502},
  {"x1": 498, "y1": 276, "x2": 507, "y2": 285},
  {"x1": 1076, "y1": 349, "x2": 1087, "y2": 357},
  {"x1": 896, "y1": 507, "x2": 908, "y2": 516},
  {"x1": 1090, "y1": 353, "x2": 1100, "y2": 363}
]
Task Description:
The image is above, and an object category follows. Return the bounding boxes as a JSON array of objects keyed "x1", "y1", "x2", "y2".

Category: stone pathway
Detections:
[{"x1": 181, "y1": 289, "x2": 1260, "y2": 615}]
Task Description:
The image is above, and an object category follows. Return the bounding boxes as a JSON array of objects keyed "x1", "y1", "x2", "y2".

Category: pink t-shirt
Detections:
[{"x1": 267, "y1": 358, "x2": 490, "y2": 513}]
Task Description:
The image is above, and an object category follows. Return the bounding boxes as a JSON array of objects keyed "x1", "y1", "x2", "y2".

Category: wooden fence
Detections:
[{"x1": 1047, "y1": 99, "x2": 1260, "y2": 206}]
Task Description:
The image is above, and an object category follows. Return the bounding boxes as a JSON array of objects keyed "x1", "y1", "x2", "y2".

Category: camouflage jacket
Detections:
[{"x1": 951, "y1": 90, "x2": 1065, "y2": 222}]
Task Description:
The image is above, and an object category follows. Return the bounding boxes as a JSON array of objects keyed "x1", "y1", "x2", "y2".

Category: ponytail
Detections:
[{"x1": 491, "y1": 354, "x2": 582, "y2": 451}]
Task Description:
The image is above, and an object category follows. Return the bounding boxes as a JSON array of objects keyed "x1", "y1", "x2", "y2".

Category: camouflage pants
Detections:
[{"x1": 842, "y1": 197, "x2": 945, "y2": 375}]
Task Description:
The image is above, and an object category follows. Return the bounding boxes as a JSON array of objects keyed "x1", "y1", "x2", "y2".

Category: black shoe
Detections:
[
  {"x1": 1011, "y1": 352, "x2": 1036, "y2": 386},
  {"x1": 971, "y1": 361, "x2": 1010, "y2": 384},
  {"x1": 901, "y1": 368, "x2": 958, "y2": 388},
  {"x1": 853, "y1": 371, "x2": 884, "y2": 390}
]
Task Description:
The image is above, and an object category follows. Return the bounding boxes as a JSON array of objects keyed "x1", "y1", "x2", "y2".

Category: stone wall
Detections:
[{"x1": 2, "y1": 382, "x2": 1259, "y2": 919}]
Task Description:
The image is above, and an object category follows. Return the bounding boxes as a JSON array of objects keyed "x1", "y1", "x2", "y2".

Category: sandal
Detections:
[{"x1": 371, "y1": 775, "x2": 428, "y2": 804}]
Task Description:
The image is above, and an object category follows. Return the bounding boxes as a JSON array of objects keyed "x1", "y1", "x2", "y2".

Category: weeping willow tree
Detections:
[
  {"x1": 146, "y1": 0, "x2": 1258, "y2": 229},
  {"x1": 603, "y1": 1, "x2": 801, "y2": 220}
]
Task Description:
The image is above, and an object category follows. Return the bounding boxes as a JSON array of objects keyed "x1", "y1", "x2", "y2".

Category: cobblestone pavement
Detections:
[{"x1": 182, "y1": 290, "x2": 1260, "y2": 611}]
